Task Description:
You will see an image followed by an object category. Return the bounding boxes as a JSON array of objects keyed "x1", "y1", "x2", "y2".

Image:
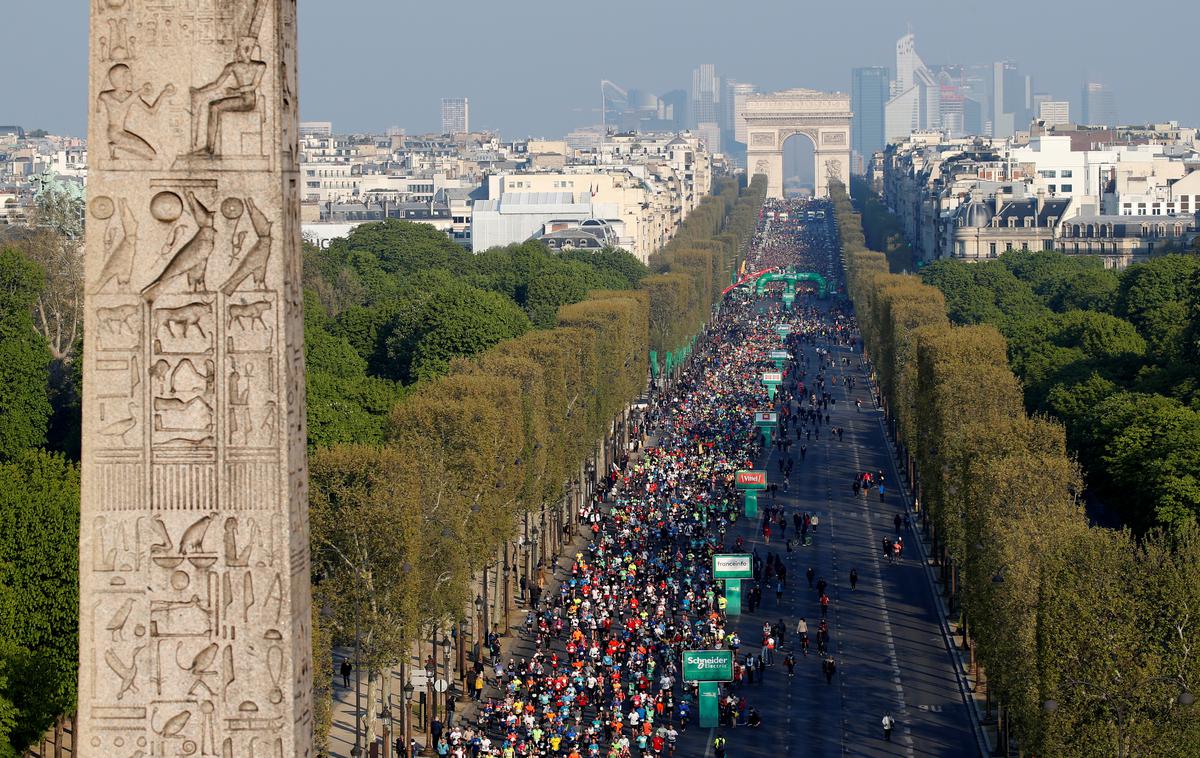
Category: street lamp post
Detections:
[
  {"x1": 441, "y1": 636, "x2": 452, "y2": 724},
  {"x1": 454, "y1": 619, "x2": 465, "y2": 692},
  {"x1": 402, "y1": 681, "x2": 415, "y2": 758},
  {"x1": 502, "y1": 544, "x2": 511, "y2": 632},
  {"x1": 481, "y1": 566, "x2": 491, "y2": 658},
  {"x1": 351, "y1": 611, "x2": 362, "y2": 758},
  {"x1": 382, "y1": 692, "x2": 395, "y2": 758},
  {"x1": 522, "y1": 512, "x2": 531, "y2": 604},
  {"x1": 474, "y1": 594, "x2": 485, "y2": 670},
  {"x1": 421, "y1": 658, "x2": 436, "y2": 756}
]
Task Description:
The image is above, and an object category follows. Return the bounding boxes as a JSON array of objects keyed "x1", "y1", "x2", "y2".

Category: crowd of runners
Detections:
[{"x1": 414, "y1": 198, "x2": 867, "y2": 757}]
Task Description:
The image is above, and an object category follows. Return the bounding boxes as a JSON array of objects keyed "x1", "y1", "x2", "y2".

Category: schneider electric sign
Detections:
[{"x1": 682, "y1": 650, "x2": 734, "y2": 682}]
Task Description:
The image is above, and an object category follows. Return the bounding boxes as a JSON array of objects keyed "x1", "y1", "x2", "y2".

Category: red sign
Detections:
[{"x1": 735, "y1": 470, "x2": 768, "y2": 490}]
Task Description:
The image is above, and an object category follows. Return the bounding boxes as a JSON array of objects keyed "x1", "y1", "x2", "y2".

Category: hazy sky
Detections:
[{"x1": 5, "y1": 0, "x2": 1196, "y2": 137}]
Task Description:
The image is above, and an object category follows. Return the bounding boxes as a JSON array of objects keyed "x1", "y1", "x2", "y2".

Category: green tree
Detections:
[
  {"x1": 524, "y1": 270, "x2": 588, "y2": 328},
  {"x1": 0, "y1": 451, "x2": 79, "y2": 753},
  {"x1": 1009, "y1": 310, "x2": 1146, "y2": 413},
  {"x1": 1000, "y1": 250, "x2": 1118, "y2": 314},
  {"x1": 304, "y1": 293, "x2": 403, "y2": 447},
  {"x1": 1115, "y1": 254, "x2": 1200, "y2": 362},
  {"x1": 1079, "y1": 392, "x2": 1200, "y2": 529},
  {"x1": 560, "y1": 247, "x2": 649, "y2": 288},
  {"x1": 0, "y1": 249, "x2": 52, "y2": 460},
  {"x1": 408, "y1": 282, "x2": 532, "y2": 382},
  {"x1": 334, "y1": 219, "x2": 473, "y2": 280},
  {"x1": 920, "y1": 259, "x2": 1006, "y2": 325}
]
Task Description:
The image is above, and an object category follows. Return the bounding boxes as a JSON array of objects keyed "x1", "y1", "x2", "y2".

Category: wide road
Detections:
[
  {"x1": 671, "y1": 297, "x2": 979, "y2": 757},
  {"x1": 333, "y1": 201, "x2": 984, "y2": 758}
]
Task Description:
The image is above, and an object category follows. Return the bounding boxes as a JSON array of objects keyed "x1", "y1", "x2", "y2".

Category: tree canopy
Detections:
[
  {"x1": 835, "y1": 180, "x2": 1200, "y2": 755},
  {"x1": 919, "y1": 249, "x2": 1200, "y2": 529}
]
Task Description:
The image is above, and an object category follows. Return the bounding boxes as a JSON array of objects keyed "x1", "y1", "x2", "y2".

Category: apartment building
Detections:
[{"x1": 881, "y1": 126, "x2": 1200, "y2": 268}]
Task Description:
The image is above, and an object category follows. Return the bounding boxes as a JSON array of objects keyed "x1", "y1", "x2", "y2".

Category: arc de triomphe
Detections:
[{"x1": 740, "y1": 88, "x2": 852, "y2": 200}]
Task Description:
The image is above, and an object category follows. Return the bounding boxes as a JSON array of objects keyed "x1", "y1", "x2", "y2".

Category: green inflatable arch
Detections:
[{"x1": 752, "y1": 270, "x2": 829, "y2": 299}]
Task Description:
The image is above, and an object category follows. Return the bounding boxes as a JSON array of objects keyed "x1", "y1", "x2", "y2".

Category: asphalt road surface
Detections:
[{"x1": 675, "y1": 298, "x2": 978, "y2": 758}]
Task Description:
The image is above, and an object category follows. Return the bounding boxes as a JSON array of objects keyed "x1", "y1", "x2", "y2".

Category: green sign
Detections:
[
  {"x1": 754, "y1": 411, "x2": 778, "y2": 427},
  {"x1": 682, "y1": 650, "x2": 734, "y2": 682},
  {"x1": 724, "y1": 580, "x2": 742, "y2": 617},
  {"x1": 768, "y1": 350, "x2": 791, "y2": 362},
  {"x1": 734, "y1": 470, "x2": 767, "y2": 490},
  {"x1": 761, "y1": 371, "x2": 783, "y2": 385},
  {"x1": 776, "y1": 324, "x2": 792, "y2": 336},
  {"x1": 698, "y1": 681, "x2": 720, "y2": 727},
  {"x1": 713, "y1": 554, "x2": 754, "y2": 579}
]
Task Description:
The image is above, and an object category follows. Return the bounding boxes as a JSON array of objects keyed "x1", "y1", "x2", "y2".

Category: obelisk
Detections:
[{"x1": 80, "y1": 1, "x2": 311, "y2": 755}]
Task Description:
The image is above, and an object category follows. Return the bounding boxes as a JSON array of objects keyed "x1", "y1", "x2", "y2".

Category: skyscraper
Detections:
[
  {"x1": 441, "y1": 97, "x2": 469, "y2": 134},
  {"x1": 661, "y1": 90, "x2": 688, "y2": 131},
  {"x1": 1082, "y1": 81, "x2": 1118, "y2": 127},
  {"x1": 601, "y1": 80, "x2": 630, "y2": 133},
  {"x1": 990, "y1": 62, "x2": 1031, "y2": 137},
  {"x1": 851, "y1": 67, "x2": 889, "y2": 172},
  {"x1": 962, "y1": 97, "x2": 983, "y2": 136},
  {"x1": 690, "y1": 63, "x2": 720, "y2": 129},
  {"x1": 884, "y1": 33, "x2": 937, "y2": 143},
  {"x1": 934, "y1": 64, "x2": 988, "y2": 136},
  {"x1": 726, "y1": 80, "x2": 756, "y2": 145},
  {"x1": 937, "y1": 72, "x2": 965, "y2": 138}
]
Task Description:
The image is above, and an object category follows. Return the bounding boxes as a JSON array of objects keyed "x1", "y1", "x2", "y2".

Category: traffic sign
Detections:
[
  {"x1": 433, "y1": 679, "x2": 448, "y2": 693},
  {"x1": 754, "y1": 411, "x2": 778, "y2": 426},
  {"x1": 713, "y1": 554, "x2": 753, "y2": 579},
  {"x1": 734, "y1": 470, "x2": 767, "y2": 490},
  {"x1": 682, "y1": 650, "x2": 734, "y2": 682}
]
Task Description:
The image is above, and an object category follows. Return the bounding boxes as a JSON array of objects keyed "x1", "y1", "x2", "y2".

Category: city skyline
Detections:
[{"x1": 3, "y1": 0, "x2": 1195, "y2": 139}]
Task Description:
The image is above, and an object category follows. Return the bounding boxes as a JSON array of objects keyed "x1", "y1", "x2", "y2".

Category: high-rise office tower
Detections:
[
  {"x1": 726, "y1": 80, "x2": 757, "y2": 145},
  {"x1": 851, "y1": 67, "x2": 889, "y2": 172},
  {"x1": 690, "y1": 63, "x2": 720, "y2": 129},
  {"x1": 894, "y1": 33, "x2": 918, "y2": 93},
  {"x1": 441, "y1": 97, "x2": 469, "y2": 134},
  {"x1": 990, "y1": 62, "x2": 1031, "y2": 137},
  {"x1": 885, "y1": 32, "x2": 937, "y2": 143},
  {"x1": 661, "y1": 90, "x2": 688, "y2": 131},
  {"x1": 601, "y1": 80, "x2": 630, "y2": 133},
  {"x1": 937, "y1": 76, "x2": 965, "y2": 138},
  {"x1": 962, "y1": 97, "x2": 983, "y2": 135},
  {"x1": 957, "y1": 64, "x2": 993, "y2": 128},
  {"x1": 1082, "y1": 81, "x2": 1118, "y2": 127}
]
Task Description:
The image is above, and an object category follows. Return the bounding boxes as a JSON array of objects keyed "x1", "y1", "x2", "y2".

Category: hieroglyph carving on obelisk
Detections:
[{"x1": 80, "y1": 0, "x2": 311, "y2": 755}]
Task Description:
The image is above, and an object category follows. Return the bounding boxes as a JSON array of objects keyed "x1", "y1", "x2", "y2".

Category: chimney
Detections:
[
  {"x1": 994, "y1": 193, "x2": 1003, "y2": 215},
  {"x1": 1037, "y1": 188, "x2": 1045, "y2": 216}
]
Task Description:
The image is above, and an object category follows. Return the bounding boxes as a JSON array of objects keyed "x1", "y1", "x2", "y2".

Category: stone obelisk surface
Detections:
[{"x1": 80, "y1": 1, "x2": 311, "y2": 755}]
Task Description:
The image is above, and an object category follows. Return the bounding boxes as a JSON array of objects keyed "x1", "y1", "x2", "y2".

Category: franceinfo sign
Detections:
[
  {"x1": 682, "y1": 650, "x2": 734, "y2": 682},
  {"x1": 712, "y1": 554, "x2": 754, "y2": 579}
]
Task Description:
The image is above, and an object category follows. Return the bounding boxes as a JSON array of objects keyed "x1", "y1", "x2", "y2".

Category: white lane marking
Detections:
[{"x1": 846, "y1": 361, "x2": 916, "y2": 758}]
